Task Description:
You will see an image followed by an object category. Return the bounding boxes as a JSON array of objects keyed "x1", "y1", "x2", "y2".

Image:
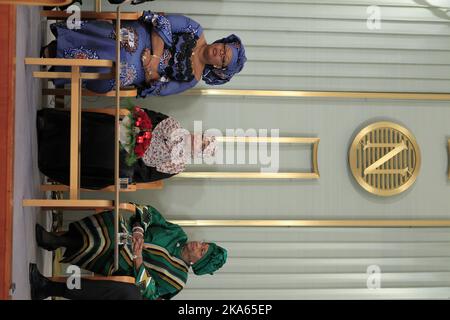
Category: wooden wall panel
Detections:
[{"x1": 0, "y1": 4, "x2": 15, "y2": 300}]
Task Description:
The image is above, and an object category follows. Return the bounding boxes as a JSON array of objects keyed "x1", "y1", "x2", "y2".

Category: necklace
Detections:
[
  {"x1": 191, "y1": 43, "x2": 207, "y2": 79},
  {"x1": 192, "y1": 42, "x2": 207, "y2": 59},
  {"x1": 191, "y1": 47, "x2": 201, "y2": 76}
]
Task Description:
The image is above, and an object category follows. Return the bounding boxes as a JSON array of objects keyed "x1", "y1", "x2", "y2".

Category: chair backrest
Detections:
[
  {"x1": 41, "y1": 10, "x2": 140, "y2": 98},
  {"x1": 0, "y1": 0, "x2": 72, "y2": 5},
  {"x1": 43, "y1": 87, "x2": 138, "y2": 98},
  {"x1": 41, "y1": 10, "x2": 142, "y2": 20},
  {"x1": 41, "y1": 180, "x2": 164, "y2": 192},
  {"x1": 50, "y1": 275, "x2": 135, "y2": 284},
  {"x1": 80, "y1": 107, "x2": 131, "y2": 118}
]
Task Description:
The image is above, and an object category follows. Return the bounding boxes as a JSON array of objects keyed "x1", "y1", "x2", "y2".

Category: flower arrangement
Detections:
[{"x1": 122, "y1": 106, "x2": 153, "y2": 166}]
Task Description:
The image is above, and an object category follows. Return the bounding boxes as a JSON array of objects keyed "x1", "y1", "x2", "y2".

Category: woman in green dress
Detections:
[{"x1": 30, "y1": 203, "x2": 227, "y2": 300}]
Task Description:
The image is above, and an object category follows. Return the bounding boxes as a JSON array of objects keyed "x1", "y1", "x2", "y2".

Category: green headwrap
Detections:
[{"x1": 191, "y1": 243, "x2": 227, "y2": 275}]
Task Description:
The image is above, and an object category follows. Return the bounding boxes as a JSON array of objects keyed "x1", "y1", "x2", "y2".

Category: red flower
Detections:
[
  {"x1": 129, "y1": 105, "x2": 154, "y2": 160},
  {"x1": 142, "y1": 135, "x2": 151, "y2": 150},
  {"x1": 141, "y1": 118, "x2": 152, "y2": 130},
  {"x1": 142, "y1": 142, "x2": 150, "y2": 151},
  {"x1": 134, "y1": 143, "x2": 145, "y2": 157}
]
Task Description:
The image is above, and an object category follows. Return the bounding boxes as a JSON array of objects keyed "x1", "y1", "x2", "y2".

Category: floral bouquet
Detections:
[{"x1": 121, "y1": 105, "x2": 153, "y2": 166}]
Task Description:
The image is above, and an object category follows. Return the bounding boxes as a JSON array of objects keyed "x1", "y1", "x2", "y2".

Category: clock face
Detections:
[{"x1": 348, "y1": 121, "x2": 421, "y2": 197}]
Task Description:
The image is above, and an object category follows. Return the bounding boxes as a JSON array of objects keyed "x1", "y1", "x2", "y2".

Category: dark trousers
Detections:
[{"x1": 51, "y1": 279, "x2": 143, "y2": 300}]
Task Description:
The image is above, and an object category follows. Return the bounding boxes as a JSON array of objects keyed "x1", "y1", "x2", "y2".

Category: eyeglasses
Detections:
[{"x1": 220, "y1": 43, "x2": 227, "y2": 70}]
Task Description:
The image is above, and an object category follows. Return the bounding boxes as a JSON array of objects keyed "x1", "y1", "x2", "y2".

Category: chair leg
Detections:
[{"x1": 55, "y1": 84, "x2": 65, "y2": 109}]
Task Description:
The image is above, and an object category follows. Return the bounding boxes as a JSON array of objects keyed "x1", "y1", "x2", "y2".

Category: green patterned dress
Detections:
[{"x1": 61, "y1": 204, "x2": 189, "y2": 300}]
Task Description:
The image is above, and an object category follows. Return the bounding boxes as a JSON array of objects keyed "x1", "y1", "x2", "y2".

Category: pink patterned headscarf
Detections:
[
  {"x1": 142, "y1": 117, "x2": 217, "y2": 174},
  {"x1": 201, "y1": 135, "x2": 217, "y2": 159}
]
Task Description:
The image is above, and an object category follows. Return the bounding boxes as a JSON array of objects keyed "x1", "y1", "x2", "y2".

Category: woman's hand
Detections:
[
  {"x1": 141, "y1": 48, "x2": 160, "y2": 83},
  {"x1": 132, "y1": 234, "x2": 144, "y2": 269},
  {"x1": 132, "y1": 230, "x2": 144, "y2": 256}
]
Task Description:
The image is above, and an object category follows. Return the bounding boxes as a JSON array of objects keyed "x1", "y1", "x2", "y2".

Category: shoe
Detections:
[
  {"x1": 40, "y1": 41, "x2": 57, "y2": 58},
  {"x1": 29, "y1": 263, "x2": 50, "y2": 300},
  {"x1": 40, "y1": 44, "x2": 50, "y2": 58},
  {"x1": 35, "y1": 224, "x2": 60, "y2": 251}
]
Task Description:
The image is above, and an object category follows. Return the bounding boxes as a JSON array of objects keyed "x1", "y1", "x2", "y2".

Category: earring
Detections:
[{"x1": 190, "y1": 262, "x2": 194, "y2": 265}]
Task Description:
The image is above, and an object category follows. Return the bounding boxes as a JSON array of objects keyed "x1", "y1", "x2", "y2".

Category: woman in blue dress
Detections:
[{"x1": 43, "y1": 11, "x2": 247, "y2": 97}]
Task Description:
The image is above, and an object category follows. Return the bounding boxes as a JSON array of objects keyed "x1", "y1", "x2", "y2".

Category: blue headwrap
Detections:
[{"x1": 202, "y1": 34, "x2": 247, "y2": 86}]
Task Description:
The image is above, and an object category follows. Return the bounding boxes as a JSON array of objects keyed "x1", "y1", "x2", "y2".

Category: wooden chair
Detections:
[
  {"x1": 51, "y1": 202, "x2": 137, "y2": 286},
  {"x1": 24, "y1": 57, "x2": 118, "y2": 210},
  {"x1": 41, "y1": 9, "x2": 142, "y2": 99},
  {"x1": 39, "y1": 107, "x2": 164, "y2": 193}
]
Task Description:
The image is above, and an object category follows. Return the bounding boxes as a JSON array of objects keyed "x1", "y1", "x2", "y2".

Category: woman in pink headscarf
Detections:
[{"x1": 37, "y1": 107, "x2": 217, "y2": 189}]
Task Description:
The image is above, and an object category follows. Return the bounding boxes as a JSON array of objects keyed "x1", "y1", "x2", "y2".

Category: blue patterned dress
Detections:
[{"x1": 51, "y1": 11, "x2": 203, "y2": 97}]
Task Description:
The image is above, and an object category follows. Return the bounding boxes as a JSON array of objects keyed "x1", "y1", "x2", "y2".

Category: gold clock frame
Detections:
[{"x1": 349, "y1": 121, "x2": 421, "y2": 196}]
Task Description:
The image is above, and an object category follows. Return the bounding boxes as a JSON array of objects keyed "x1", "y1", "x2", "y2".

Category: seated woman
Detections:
[
  {"x1": 42, "y1": 10, "x2": 247, "y2": 96},
  {"x1": 37, "y1": 107, "x2": 216, "y2": 189},
  {"x1": 30, "y1": 203, "x2": 227, "y2": 300}
]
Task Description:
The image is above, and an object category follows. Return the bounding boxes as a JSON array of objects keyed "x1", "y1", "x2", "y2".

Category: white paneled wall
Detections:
[
  {"x1": 176, "y1": 227, "x2": 450, "y2": 299},
  {"x1": 67, "y1": 0, "x2": 450, "y2": 299},
  {"x1": 94, "y1": 0, "x2": 450, "y2": 92}
]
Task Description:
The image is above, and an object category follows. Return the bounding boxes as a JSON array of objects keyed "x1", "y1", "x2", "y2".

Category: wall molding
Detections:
[
  {"x1": 172, "y1": 220, "x2": 450, "y2": 227},
  {"x1": 184, "y1": 89, "x2": 450, "y2": 101}
]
